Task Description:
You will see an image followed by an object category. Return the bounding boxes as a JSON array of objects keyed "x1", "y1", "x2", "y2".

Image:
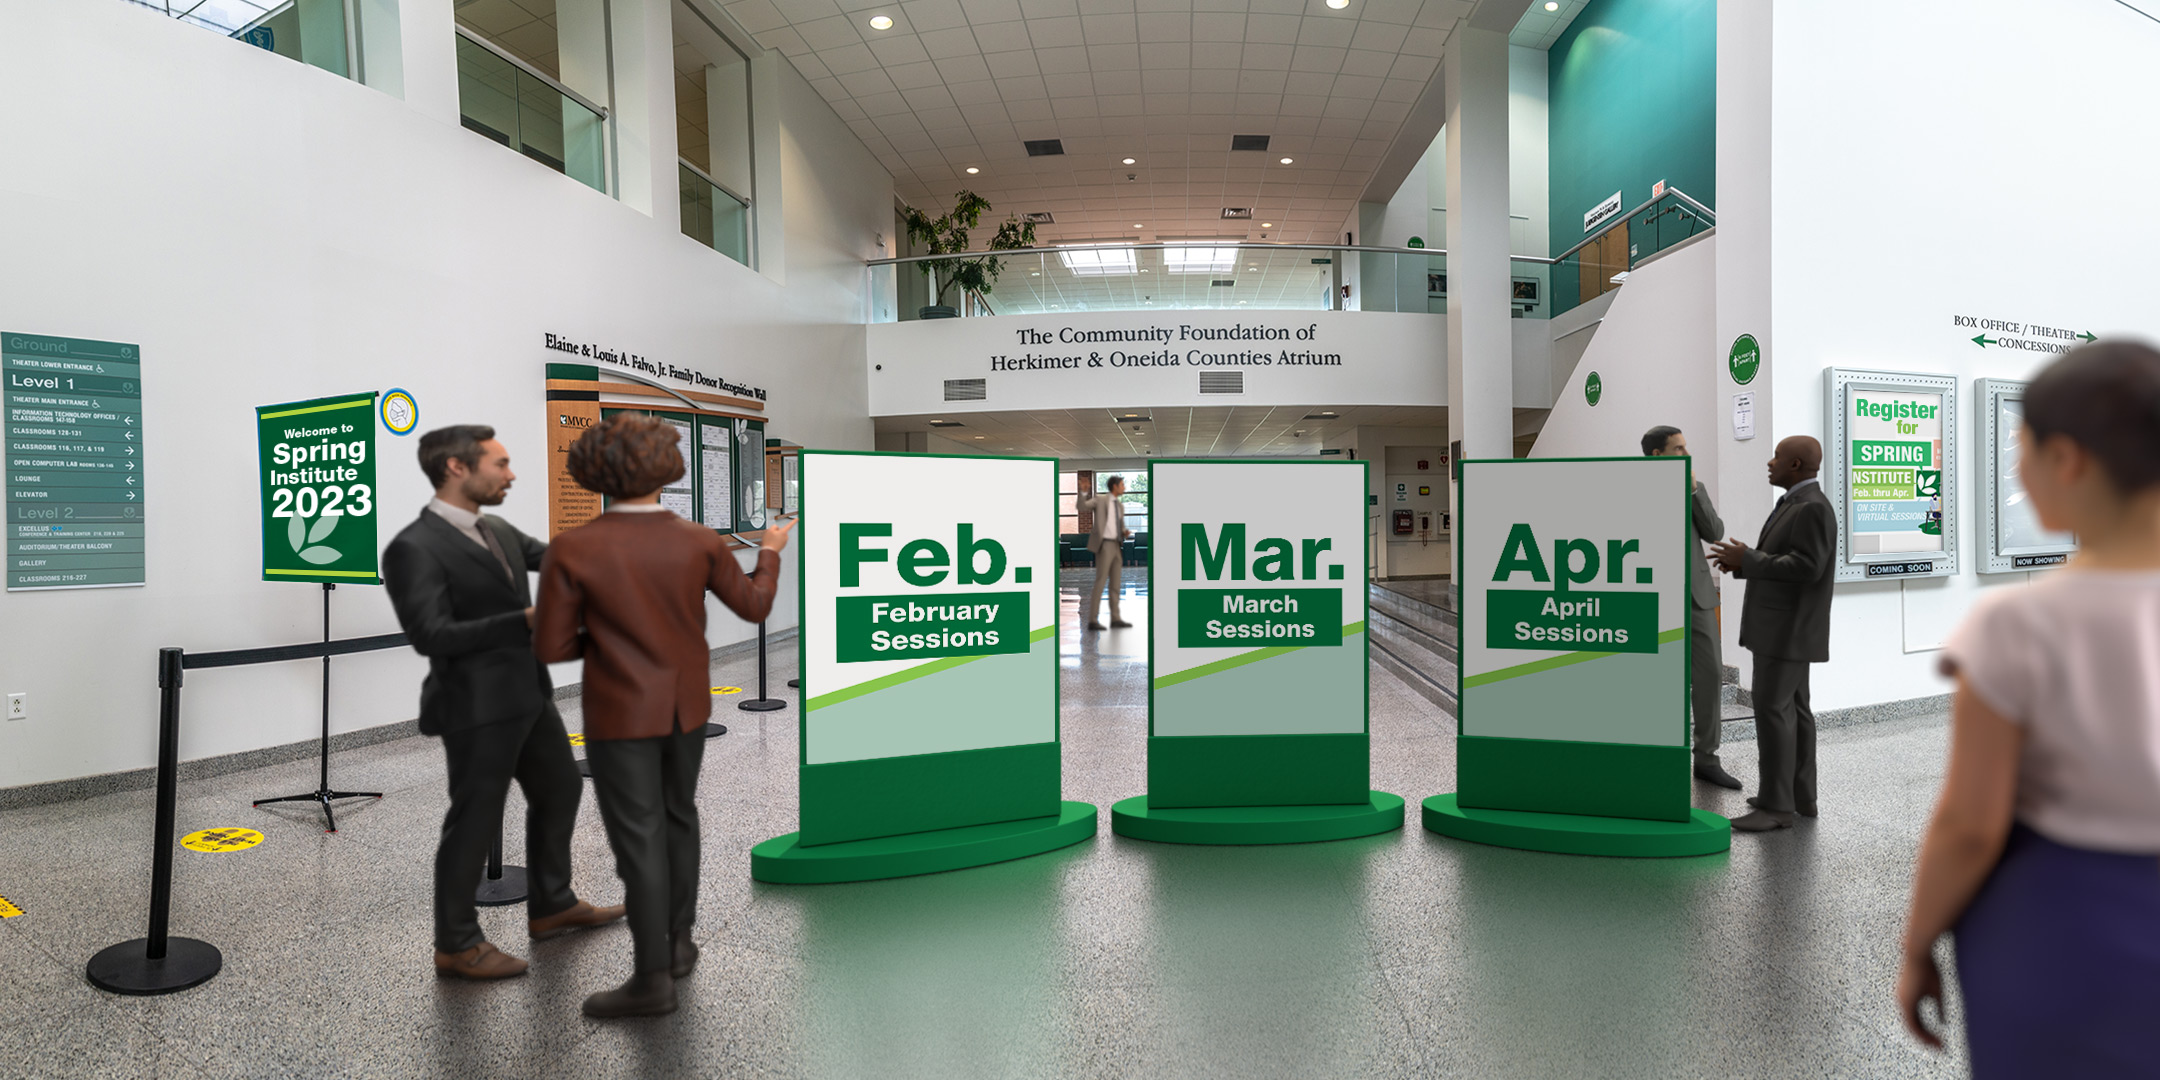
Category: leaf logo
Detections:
[{"x1": 288, "y1": 510, "x2": 343, "y2": 564}]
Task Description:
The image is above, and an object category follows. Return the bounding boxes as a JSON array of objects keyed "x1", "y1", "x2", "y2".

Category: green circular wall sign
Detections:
[
  {"x1": 1584, "y1": 371, "x2": 1603, "y2": 406},
  {"x1": 1406, "y1": 236, "x2": 1425, "y2": 249},
  {"x1": 1728, "y1": 333, "x2": 1761, "y2": 385}
]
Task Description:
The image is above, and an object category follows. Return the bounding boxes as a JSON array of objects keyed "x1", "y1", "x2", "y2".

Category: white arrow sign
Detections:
[
  {"x1": 126, "y1": 491, "x2": 137, "y2": 501},
  {"x1": 125, "y1": 416, "x2": 134, "y2": 425},
  {"x1": 126, "y1": 476, "x2": 137, "y2": 486}
]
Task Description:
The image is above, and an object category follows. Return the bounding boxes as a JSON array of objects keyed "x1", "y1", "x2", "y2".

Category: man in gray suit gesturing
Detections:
[
  {"x1": 1642, "y1": 426, "x2": 1742, "y2": 790},
  {"x1": 1080, "y1": 475, "x2": 1133, "y2": 632},
  {"x1": 1710, "y1": 435, "x2": 1837, "y2": 833}
]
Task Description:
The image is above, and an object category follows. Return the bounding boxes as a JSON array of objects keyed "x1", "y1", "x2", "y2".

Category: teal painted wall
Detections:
[{"x1": 1547, "y1": 0, "x2": 1716, "y2": 258}]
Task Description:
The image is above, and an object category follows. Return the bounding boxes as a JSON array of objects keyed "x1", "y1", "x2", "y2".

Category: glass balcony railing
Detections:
[
  {"x1": 867, "y1": 243, "x2": 1555, "y2": 321},
  {"x1": 454, "y1": 29, "x2": 607, "y2": 195},
  {"x1": 1549, "y1": 188, "x2": 1715, "y2": 316},
  {"x1": 679, "y1": 162, "x2": 751, "y2": 266},
  {"x1": 126, "y1": 0, "x2": 351, "y2": 77}
]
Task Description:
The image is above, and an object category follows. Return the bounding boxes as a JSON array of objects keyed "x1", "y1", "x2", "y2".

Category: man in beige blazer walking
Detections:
[{"x1": 1081, "y1": 476, "x2": 1132, "y2": 631}]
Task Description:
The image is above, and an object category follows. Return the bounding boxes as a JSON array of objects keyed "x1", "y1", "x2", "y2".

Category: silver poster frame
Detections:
[
  {"x1": 1976, "y1": 378, "x2": 2076, "y2": 574},
  {"x1": 1824, "y1": 368, "x2": 1959, "y2": 583}
]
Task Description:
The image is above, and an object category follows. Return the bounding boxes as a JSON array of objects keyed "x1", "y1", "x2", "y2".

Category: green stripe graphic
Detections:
[
  {"x1": 1462, "y1": 627, "x2": 1685, "y2": 689},
  {"x1": 1152, "y1": 621, "x2": 1366, "y2": 690},
  {"x1": 258, "y1": 398, "x2": 373, "y2": 420},
  {"x1": 806, "y1": 625, "x2": 1055, "y2": 711}
]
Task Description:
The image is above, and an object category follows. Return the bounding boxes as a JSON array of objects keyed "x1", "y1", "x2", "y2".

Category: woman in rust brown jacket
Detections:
[{"x1": 534, "y1": 414, "x2": 792, "y2": 1019}]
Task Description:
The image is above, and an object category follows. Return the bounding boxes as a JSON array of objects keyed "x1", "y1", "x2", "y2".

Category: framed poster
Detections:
[
  {"x1": 1824, "y1": 368, "x2": 1959, "y2": 582},
  {"x1": 256, "y1": 391, "x2": 380, "y2": 585},
  {"x1": 1977, "y1": 378, "x2": 2075, "y2": 573}
]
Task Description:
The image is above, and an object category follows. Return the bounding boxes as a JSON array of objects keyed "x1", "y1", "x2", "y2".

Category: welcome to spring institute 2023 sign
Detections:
[
  {"x1": 1427, "y1": 456, "x2": 1728, "y2": 857},
  {"x1": 1112, "y1": 459, "x2": 1402, "y2": 845},
  {"x1": 751, "y1": 450, "x2": 1094, "y2": 883},
  {"x1": 256, "y1": 392, "x2": 380, "y2": 585}
]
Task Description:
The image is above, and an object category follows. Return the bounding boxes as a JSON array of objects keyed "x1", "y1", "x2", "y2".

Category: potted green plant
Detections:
[{"x1": 902, "y1": 191, "x2": 1036, "y2": 319}]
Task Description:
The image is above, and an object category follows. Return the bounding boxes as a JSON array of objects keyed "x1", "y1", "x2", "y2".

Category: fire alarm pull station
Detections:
[{"x1": 1393, "y1": 510, "x2": 1414, "y2": 535}]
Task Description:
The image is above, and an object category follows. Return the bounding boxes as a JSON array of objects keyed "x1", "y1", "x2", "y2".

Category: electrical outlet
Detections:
[{"x1": 5, "y1": 694, "x2": 23, "y2": 721}]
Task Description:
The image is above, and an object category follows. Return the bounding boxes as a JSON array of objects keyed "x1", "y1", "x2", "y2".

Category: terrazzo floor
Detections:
[{"x1": 0, "y1": 577, "x2": 1968, "y2": 1079}]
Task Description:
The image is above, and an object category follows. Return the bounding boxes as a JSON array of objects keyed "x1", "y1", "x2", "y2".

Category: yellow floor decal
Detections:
[
  {"x1": 180, "y1": 827, "x2": 264, "y2": 853},
  {"x1": 711, "y1": 686, "x2": 743, "y2": 695},
  {"x1": 567, "y1": 732, "x2": 587, "y2": 746},
  {"x1": 0, "y1": 895, "x2": 22, "y2": 918}
]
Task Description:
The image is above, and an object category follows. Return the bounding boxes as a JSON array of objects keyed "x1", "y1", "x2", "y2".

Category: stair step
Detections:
[
  {"x1": 1369, "y1": 605, "x2": 1457, "y2": 666},
  {"x1": 1372, "y1": 637, "x2": 1457, "y2": 717}
]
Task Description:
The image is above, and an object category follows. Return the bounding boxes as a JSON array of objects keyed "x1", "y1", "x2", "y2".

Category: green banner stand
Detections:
[
  {"x1": 1111, "y1": 459, "x2": 1403, "y2": 845},
  {"x1": 751, "y1": 451, "x2": 1095, "y2": 883},
  {"x1": 1425, "y1": 457, "x2": 1727, "y2": 857},
  {"x1": 256, "y1": 392, "x2": 381, "y2": 585}
]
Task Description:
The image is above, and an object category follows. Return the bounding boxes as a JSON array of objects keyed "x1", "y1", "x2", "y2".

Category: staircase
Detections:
[{"x1": 1367, "y1": 582, "x2": 1459, "y2": 718}]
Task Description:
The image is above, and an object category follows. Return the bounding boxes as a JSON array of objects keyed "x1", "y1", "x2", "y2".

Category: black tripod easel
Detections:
[{"x1": 252, "y1": 583, "x2": 381, "y2": 832}]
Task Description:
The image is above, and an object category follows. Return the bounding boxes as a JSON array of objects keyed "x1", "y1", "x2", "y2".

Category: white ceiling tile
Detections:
[
  {"x1": 1139, "y1": 41, "x2": 1191, "y2": 66},
  {"x1": 958, "y1": 0, "x2": 1022, "y2": 19},
  {"x1": 1099, "y1": 94, "x2": 1145, "y2": 115},
  {"x1": 859, "y1": 92, "x2": 914, "y2": 116},
  {"x1": 1080, "y1": 12, "x2": 1139, "y2": 42},
  {"x1": 1357, "y1": 0, "x2": 1417, "y2": 24},
  {"x1": 883, "y1": 60, "x2": 944, "y2": 87},
  {"x1": 1279, "y1": 94, "x2": 1325, "y2": 116},
  {"x1": 1016, "y1": 0, "x2": 1079, "y2": 16},
  {"x1": 918, "y1": 25, "x2": 981, "y2": 54},
  {"x1": 1240, "y1": 42, "x2": 1293, "y2": 67},
  {"x1": 1282, "y1": 70, "x2": 1332, "y2": 94},
  {"x1": 1289, "y1": 44, "x2": 1345, "y2": 71},
  {"x1": 952, "y1": 82, "x2": 1008, "y2": 106},
  {"x1": 904, "y1": 83, "x2": 960, "y2": 109},
  {"x1": 725, "y1": 0, "x2": 791, "y2": 33},
  {"x1": 796, "y1": 14, "x2": 865, "y2": 48},
  {"x1": 1295, "y1": 15, "x2": 1355, "y2": 47},
  {"x1": 838, "y1": 67, "x2": 901, "y2": 95},
  {"x1": 1135, "y1": 11, "x2": 1190, "y2": 40},
  {"x1": 901, "y1": 0, "x2": 970, "y2": 29},
  {"x1": 1398, "y1": 24, "x2": 1447, "y2": 53},
  {"x1": 1190, "y1": 67, "x2": 1239, "y2": 91},
  {"x1": 1233, "y1": 92, "x2": 1282, "y2": 112},
  {"x1": 1190, "y1": 91, "x2": 1237, "y2": 112},
  {"x1": 935, "y1": 53, "x2": 995, "y2": 80},
  {"x1": 1035, "y1": 44, "x2": 1092, "y2": 71},
  {"x1": 1087, "y1": 42, "x2": 1143, "y2": 68},
  {"x1": 760, "y1": 27, "x2": 815, "y2": 56},
  {"x1": 817, "y1": 42, "x2": 881, "y2": 72},
  {"x1": 869, "y1": 33, "x2": 934, "y2": 64},
  {"x1": 1190, "y1": 41, "x2": 1243, "y2": 66},
  {"x1": 1026, "y1": 14, "x2": 1083, "y2": 45},
  {"x1": 1385, "y1": 52, "x2": 1435, "y2": 79},
  {"x1": 994, "y1": 72, "x2": 1051, "y2": 96},
  {"x1": 1340, "y1": 49, "x2": 1394, "y2": 76},
  {"x1": 1412, "y1": 0, "x2": 1467, "y2": 29},
  {"x1": 1191, "y1": 11, "x2": 1243, "y2": 39},
  {"x1": 1245, "y1": 13, "x2": 1300, "y2": 42},
  {"x1": 984, "y1": 50, "x2": 1044, "y2": 77},
  {"x1": 1041, "y1": 71, "x2": 1097, "y2": 95},
  {"x1": 816, "y1": 76, "x2": 854, "y2": 99},
  {"x1": 1330, "y1": 73, "x2": 1381, "y2": 98},
  {"x1": 970, "y1": 20, "x2": 1034, "y2": 50},
  {"x1": 1051, "y1": 97, "x2": 1100, "y2": 118}
]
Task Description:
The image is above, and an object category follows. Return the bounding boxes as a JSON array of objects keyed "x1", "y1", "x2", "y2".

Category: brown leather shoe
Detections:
[
  {"x1": 582, "y1": 972, "x2": 678, "y2": 1018},
  {"x1": 1730, "y1": 809, "x2": 1796, "y2": 833},
  {"x1": 529, "y1": 899, "x2": 628, "y2": 940},
  {"x1": 671, "y1": 935, "x2": 700, "y2": 979},
  {"x1": 1748, "y1": 795, "x2": 1818, "y2": 818},
  {"x1": 434, "y1": 941, "x2": 528, "y2": 980}
]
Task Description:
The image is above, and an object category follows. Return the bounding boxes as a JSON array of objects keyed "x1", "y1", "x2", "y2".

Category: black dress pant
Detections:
[
  {"x1": 1751, "y1": 656, "x2": 1818, "y2": 814},
  {"x1": 435, "y1": 702, "x2": 582, "y2": 953},
  {"x1": 586, "y1": 725, "x2": 706, "y2": 974}
]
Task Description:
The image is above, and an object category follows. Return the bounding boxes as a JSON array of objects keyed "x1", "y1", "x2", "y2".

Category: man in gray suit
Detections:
[
  {"x1": 1643, "y1": 426, "x2": 1741, "y2": 790},
  {"x1": 1710, "y1": 435, "x2": 1837, "y2": 833},
  {"x1": 1080, "y1": 475, "x2": 1132, "y2": 631}
]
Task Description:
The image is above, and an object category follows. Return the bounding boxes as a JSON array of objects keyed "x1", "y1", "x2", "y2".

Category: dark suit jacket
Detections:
[
  {"x1": 1737, "y1": 481, "x2": 1836, "y2": 663},
  {"x1": 1688, "y1": 479, "x2": 1725, "y2": 611},
  {"x1": 383, "y1": 510, "x2": 552, "y2": 736},
  {"x1": 533, "y1": 511, "x2": 779, "y2": 741}
]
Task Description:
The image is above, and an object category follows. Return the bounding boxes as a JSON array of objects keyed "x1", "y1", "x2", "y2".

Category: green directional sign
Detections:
[
  {"x1": 5, "y1": 332, "x2": 146, "y2": 592},
  {"x1": 1728, "y1": 333, "x2": 1761, "y2": 385},
  {"x1": 256, "y1": 392, "x2": 381, "y2": 584}
]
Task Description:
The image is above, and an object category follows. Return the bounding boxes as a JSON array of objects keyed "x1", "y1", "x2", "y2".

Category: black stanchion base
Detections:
[
  {"x1": 252, "y1": 789, "x2": 383, "y2": 833},
  {"x1": 86, "y1": 937, "x2": 222, "y2": 996},
  {"x1": 737, "y1": 699, "x2": 785, "y2": 713},
  {"x1": 474, "y1": 866, "x2": 529, "y2": 907},
  {"x1": 576, "y1": 757, "x2": 593, "y2": 779},
  {"x1": 703, "y1": 723, "x2": 729, "y2": 738}
]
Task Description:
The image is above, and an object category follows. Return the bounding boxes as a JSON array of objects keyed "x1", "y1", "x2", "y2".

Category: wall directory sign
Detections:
[
  {"x1": 1977, "y1": 378, "x2": 2075, "y2": 573},
  {"x1": 256, "y1": 392, "x2": 380, "y2": 584},
  {"x1": 1825, "y1": 368, "x2": 1959, "y2": 582},
  {"x1": 5, "y1": 332, "x2": 146, "y2": 591},
  {"x1": 752, "y1": 450, "x2": 1094, "y2": 882},
  {"x1": 1113, "y1": 459, "x2": 1399, "y2": 844},
  {"x1": 1428, "y1": 457, "x2": 1726, "y2": 856}
]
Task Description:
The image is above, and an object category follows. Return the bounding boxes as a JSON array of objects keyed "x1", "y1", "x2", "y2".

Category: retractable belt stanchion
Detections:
[
  {"x1": 737, "y1": 620, "x2": 786, "y2": 713},
  {"x1": 90, "y1": 629, "x2": 414, "y2": 994},
  {"x1": 250, "y1": 584, "x2": 383, "y2": 832},
  {"x1": 473, "y1": 830, "x2": 528, "y2": 906},
  {"x1": 87, "y1": 649, "x2": 224, "y2": 995}
]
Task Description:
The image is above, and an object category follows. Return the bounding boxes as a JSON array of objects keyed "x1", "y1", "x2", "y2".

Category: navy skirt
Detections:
[{"x1": 1954, "y1": 824, "x2": 2160, "y2": 1077}]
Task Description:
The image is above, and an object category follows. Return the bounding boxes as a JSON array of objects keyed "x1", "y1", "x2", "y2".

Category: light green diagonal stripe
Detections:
[
  {"x1": 1462, "y1": 626, "x2": 1685, "y2": 689},
  {"x1": 1152, "y1": 621, "x2": 1366, "y2": 690},
  {"x1": 805, "y1": 625, "x2": 1055, "y2": 711},
  {"x1": 259, "y1": 398, "x2": 373, "y2": 420}
]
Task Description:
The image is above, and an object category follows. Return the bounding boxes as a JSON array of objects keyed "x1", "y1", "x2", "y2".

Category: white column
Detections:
[
  {"x1": 396, "y1": 0, "x2": 459, "y2": 126},
  {"x1": 749, "y1": 51, "x2": 787, "y2": 282},
  {"x1": 1444, "y1": 16, "x2": 1513, "y2": 463},
  {"x1": 1714, "y1": 0, "x2": 1776, "y2": 683},
  {"x1": 706, "y1": 55, "x2": 754, "y2": 197}
]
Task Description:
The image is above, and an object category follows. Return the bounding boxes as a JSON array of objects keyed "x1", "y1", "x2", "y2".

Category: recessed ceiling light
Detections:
[
  {"x1": 869, "y1": 14, "x2": 893, "y2": 29},
  {"x1": 1261, "y1": 222, "x2": 1274, "y2": 228},
  {"x1": 1280, "y1": 157, "x2": 1295, "y2": 165},
  {"x1": 965, "y1": 166, "x2": 979, "y2": 174},
  {"x1": 1031, "y1": 271, "x2": 1040, "y2": 276},
  {"x1": 1248, "y1": 266, "x2": 1257, "y2": 271},
  {"x1": 1134, "y1": 223, "x2": 1144, "y2": 228},
  {"x1": 1327, "y1": 0, "x2": 1349, "y2": 8},
  {"x1": 973, "y1": 435, "x2": 985, "y2": 439},
  {"x1": 1544, "y1": 1, "x2": 1558, "y2": 8},
  {"x1": 1122, "y1": 157, "x2": 1136, "y2": 165}
]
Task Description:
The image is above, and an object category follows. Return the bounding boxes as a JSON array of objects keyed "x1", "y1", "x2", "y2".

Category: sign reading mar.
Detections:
[
  {"x1": 836, "y1": 523, "x2": 1033, "y2": 661},
  {"x1": 1177, "y1": 522, "x2": 1345, "y2": 648},
  {"x1": 1486, "y1": 523, "x2": 1657, "y2": 653}
]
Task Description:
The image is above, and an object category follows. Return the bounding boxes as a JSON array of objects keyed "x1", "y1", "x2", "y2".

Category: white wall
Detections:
[
  {"x1": 0, "y1": 0, "x2": 890, "y2": 787},
  {"x1": 1752, "y1": 0, "x2": 2160, "y2": 709}
]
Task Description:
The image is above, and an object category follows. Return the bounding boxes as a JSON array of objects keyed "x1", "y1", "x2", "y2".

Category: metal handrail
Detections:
[
  {"x1": 453, "y1": 25, "x2": 612, "y2": 122},
  {"x1": 676, "y1": 158, "x2": 751, "y2": 209},
  {"x1": 1550, "y1": 187, "x2": 1714, "y2": 264},
  {"x1": 867, "y1": 241, "x2": 1525, "y2": 268}
]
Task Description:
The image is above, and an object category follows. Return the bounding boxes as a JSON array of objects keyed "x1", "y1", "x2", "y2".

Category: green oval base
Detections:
[
  {"x1": 1110, "y1": 791, "x2": 1406, "y2": 845},
  {"x1": 751, "y1": 801, "x2": 1098, "y2": 884},
  {"x1": 1422, "y1": 794, "x2": 1730, "y2": 857}
]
